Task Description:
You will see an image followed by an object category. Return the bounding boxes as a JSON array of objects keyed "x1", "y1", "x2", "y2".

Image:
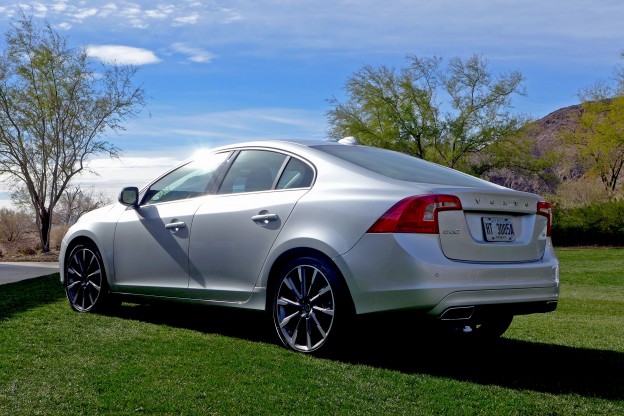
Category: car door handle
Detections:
[
  {"x1": 251, "y1": 213, "x2": 279, "y2": 223},
  {"x1": 165, "y1": 221, "x2": 187, "y2": 230}
]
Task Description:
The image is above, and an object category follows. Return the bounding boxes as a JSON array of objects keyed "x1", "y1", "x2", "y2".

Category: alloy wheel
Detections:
[
  {"x1": 274, "y1": 263, "x2": 336, "y2": 353},
  {"x1": 65, "y1": 245, "x2": 104, "y2": 312}
]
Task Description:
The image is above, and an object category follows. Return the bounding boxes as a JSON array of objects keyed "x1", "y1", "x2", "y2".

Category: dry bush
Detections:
[
  {"x1": 551, "y1": 178, "x2": 617, "y2": 209},
  {"x1": 50, "y1": 224, "x2": 70, "y2": 251},
  {"x1": 0, "y1": 207, "x2": 34, "y2": 244}
]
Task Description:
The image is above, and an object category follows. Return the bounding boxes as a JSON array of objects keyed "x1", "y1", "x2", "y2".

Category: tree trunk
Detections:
[{"x1": 38, "y1": 206, "x2": 51, "y2": 253}]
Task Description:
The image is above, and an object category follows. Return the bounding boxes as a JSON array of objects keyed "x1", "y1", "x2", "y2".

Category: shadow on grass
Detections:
[
  {"x1": 104, "y1": 301, "x2": 623, "y2": 402},
  {"x1": 0, "y1": 274, "x2": 65, "y2": 320},
  {"x1": 335, "y1": 314, "x2": 624, "y2": 402},
  {"x1": 4, "y1": 277, "x2": 620, "y2": 402}
]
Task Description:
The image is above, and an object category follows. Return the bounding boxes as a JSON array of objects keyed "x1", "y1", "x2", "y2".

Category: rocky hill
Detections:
[{"x1": 484, "y1": 104, "x2": 585, "y2": 196}]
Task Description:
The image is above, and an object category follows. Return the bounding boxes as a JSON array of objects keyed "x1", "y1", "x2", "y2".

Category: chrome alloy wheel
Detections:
[
  {"x1": 274, "y1": 263, "x2": 336, "y2": 353},
  {"x1": 65, "y1": 245, "x2": 105, "y2": 312}
]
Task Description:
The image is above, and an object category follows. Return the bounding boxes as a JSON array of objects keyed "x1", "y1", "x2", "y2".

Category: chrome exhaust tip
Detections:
[{"x1": 439, "y1": 306, "x2": 475, "y2": 321}]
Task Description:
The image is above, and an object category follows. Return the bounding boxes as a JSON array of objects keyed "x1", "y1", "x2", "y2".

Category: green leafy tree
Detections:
[
  {"x1": 566, "y1": 51, "x2": 624, "y2": 194},
  {"x1": 572, "y1": 97, "x2": 624, "y2": 192},
  {"x1": 327, "y1": 54, "x2": 525, "y2": 171},
  {"x1": 0, "y1": 15, "x2": 145, "y2": 251}
]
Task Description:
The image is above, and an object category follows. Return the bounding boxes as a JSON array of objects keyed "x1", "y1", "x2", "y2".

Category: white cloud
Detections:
[
  {"x1": 146, "y1": 4, "x2": 175, "y2": 19},
  {"x1": 220, "y1": 7, "x2": 242, "y2": 24},
  {"x1": 19, "y1": 2, "x2": 48, "y2": 17},
  {"x1": 71, "y1": 7, "x2": 98, "y2": 20},
  {"x1": 120, "y1": 107, "x2": 326, "y2": 146},
  {"x1": 99, "y1": 3, "x2": 118, "y2": 17},
  {"x1": 56, "y1": 21, "x2": 71, "y2": 30},
  {"x1": 87, "y1": 45, "x2": 161, "y2": 65},
  {"x1": 173, "y1": 12, "x2": 199, "y2": 25},
  {"x1": 171, "y1": 43, "x2": 214, "y2": 63},
  {"x1": 118, "y1": 4, "x2": 147, "y2": 28},
  {"x1": 51, "y1": 1, "x2": 67, "y2": 13},
  {"x1": 74, "y1": 155, "x2": 185, "y2": 199}
]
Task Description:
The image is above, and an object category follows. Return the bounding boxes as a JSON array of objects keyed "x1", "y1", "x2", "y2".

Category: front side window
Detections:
[
  {"x1": 143, "y1": 152, "x2": 229, "y2": 204},
  {"x1": 218, "y1": 150, "x2": 288, "y2": 194}
]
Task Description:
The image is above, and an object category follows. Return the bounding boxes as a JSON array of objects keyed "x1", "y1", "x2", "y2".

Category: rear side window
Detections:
[
  {"x1": 276, "y1": 157, "x2": 314, "y2": 189},
  {"x1": 312, "y1": 144, "x2": 498, "y2": 188},
  {"x1": 218, "y1": 150, "x2": 287, "y2": 194}
]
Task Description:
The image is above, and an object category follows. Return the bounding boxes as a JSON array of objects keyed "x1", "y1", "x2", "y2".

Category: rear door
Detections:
[{"x1": 188, "y1": 150, "x2": 314, "y2": 302}]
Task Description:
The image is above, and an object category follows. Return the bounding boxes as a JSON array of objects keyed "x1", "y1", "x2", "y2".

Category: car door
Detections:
[
  {"x1": 188, "y1": 150, "x2": 314, "y2": 302},
  {"x1": 112, "y1": 153, "x2": 229, "y2": 297}
]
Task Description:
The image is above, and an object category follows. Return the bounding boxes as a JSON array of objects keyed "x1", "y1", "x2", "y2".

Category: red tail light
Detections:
[
  {"x1": 537, "y1": 201, "x2": 552, "y2": 237},
  {"x1": 368, "y1": 195, "x2": 462, "y2": 234}
]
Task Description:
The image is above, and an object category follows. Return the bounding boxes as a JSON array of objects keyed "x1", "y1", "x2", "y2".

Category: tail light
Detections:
[
  {"x1": 537, "y1": 201, "x2": 552, "y2": 237},
  {"x1": 368, "y1": 195, "x2": 462, "y2": 234}
]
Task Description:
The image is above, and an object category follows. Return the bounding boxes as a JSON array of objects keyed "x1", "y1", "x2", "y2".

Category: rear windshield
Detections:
[{"x1": 312, "y1": 145, "x2": 497, "y2": 188}]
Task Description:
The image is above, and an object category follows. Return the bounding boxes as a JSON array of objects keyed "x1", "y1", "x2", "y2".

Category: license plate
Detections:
[{"x1": 482, "y1": 217, "x2": 516, "y2": 242}]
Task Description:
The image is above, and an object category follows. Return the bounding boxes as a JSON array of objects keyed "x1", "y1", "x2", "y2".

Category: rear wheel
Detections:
[
  {"x1": 64, "y1": 242, "x2": 110, "y2": 313},
  {"x1": 272, "y1": 256, "x2": 349, "y2": 353}
]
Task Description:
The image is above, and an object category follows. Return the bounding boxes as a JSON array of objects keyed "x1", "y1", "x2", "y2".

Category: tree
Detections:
[
  {"x1": 0, "y1": 15, "x2": 145, "y2": 251},
  {"x1": 571, "y1": 97, "x2": 624, "y2": 193},
  {"x1": 474, "y1": 125, "x2": 561, "y2": 195},
  {"x1": 327, "y1": 54, "x2": 525, "y2": 171},
  {"x1": 565, "y1": 51, "x2": 624, "y2": 195},
  {"x1": 55, "y1": 185, "x2": 111, "y2": 226}
]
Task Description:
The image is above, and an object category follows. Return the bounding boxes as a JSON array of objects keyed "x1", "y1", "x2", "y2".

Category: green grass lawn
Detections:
[{"x1": 1, "y1": 248, "x2": 622, "y2": 415}]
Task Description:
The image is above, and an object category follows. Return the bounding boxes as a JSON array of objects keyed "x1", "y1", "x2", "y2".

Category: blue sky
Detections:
[{"x1": 1, "y1": 0, "x2": 623, "y2": 205}]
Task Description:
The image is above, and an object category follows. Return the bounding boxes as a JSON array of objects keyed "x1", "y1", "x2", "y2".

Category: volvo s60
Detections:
[{"x1": 60, "y1": 140, "x2": 559, "y2": 353}]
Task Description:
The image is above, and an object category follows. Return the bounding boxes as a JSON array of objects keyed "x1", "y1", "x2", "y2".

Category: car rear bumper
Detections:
[{"x1": 335, "y1": 233, "x2": 560, "y2": 315}]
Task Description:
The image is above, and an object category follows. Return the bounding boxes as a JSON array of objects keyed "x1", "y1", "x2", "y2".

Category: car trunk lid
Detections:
[{"x1": 437, "y1": 189, "x2": 549, "y2": 262}]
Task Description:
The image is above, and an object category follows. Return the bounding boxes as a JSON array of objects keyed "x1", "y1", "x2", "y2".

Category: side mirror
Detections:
[{"x1": 118, "y1": 186, "x2": 139, "y2": 208}]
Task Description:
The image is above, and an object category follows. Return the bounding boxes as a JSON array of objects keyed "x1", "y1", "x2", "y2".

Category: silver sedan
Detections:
[{"x1": 60, "y1": 140, "x2": 559, "y2": 353}]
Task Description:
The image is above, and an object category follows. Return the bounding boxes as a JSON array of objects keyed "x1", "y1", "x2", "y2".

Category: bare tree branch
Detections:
[{"x1": 0, "y1": 14, "x2": 145, "y2": 251}]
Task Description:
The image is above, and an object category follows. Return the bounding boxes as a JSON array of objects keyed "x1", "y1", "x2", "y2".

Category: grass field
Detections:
[{"x1": 1, "y1": 248, "x2": 622, "y2": 415}]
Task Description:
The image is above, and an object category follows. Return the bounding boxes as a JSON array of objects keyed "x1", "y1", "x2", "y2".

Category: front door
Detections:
[{"x1": 112, "y1": 153, "x2": 229, "y2": 296}]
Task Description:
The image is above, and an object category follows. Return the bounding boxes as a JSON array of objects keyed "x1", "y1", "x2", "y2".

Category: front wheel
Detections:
[
  {"x1": 272, "y1": 256, "x2": 350, "y2": 353},
  {"x1": 64, "y1": 242, "x2": 110, "y2": 313}
]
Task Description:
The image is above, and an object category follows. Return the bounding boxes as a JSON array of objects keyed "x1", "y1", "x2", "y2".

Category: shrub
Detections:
[
  {"x1": 50, "y1": 225, "x2": 70, "y2": 251},
  {"x1": 17, "y1": 246, "x2": 37, "y2": 256},
  {"x1": 552, "y1": 201, "x2": 624, "y2": 246},
  {"x1": 0, "y1": 207, "x2": 33, "y2": 244}
]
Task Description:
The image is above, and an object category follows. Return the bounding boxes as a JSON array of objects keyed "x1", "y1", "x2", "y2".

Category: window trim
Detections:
[
  {"x1": 212, "y1": 147, "x2": 316, "y2": 195},
  {"x1": 138, "y1": 151, "x2": 232, "y2": 206}
]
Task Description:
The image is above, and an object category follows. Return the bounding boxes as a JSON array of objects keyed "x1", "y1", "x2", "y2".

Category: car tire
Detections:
[
  {"x1": 272, "y1": 256, "x2": 350, "y2": 354},
  {"x1": 64, "y1": 242, "x2": 111, "y2": 313}
]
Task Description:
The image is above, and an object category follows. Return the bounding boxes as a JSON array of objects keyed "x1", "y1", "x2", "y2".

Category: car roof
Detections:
[{"x1": 208, "y1": 139, "x2": 338, "y2": 152}]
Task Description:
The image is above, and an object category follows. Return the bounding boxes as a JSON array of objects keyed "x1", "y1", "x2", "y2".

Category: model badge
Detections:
[{"x1": 443, "y1": 229, "x2": 461, "y2": 235}]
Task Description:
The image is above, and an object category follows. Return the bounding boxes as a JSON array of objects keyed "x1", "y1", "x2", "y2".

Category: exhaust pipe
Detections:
[{"x1": 440, "y1": 306, "x2": 474, "y2": 321}]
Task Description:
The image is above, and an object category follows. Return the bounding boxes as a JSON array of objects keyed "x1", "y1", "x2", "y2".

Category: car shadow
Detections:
[
  {"x1": 103, "y1": 299, "x2": 276, "y2": 344},
  {"x1": 0, "y1": 273, "x2": 65, "y2": 320},
  {"x1": 103, "y1": 301, "x2": 624, "y2": 402},
  {"x1": 330, "y1": 314, "x2": 624, "y2": 402}
]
